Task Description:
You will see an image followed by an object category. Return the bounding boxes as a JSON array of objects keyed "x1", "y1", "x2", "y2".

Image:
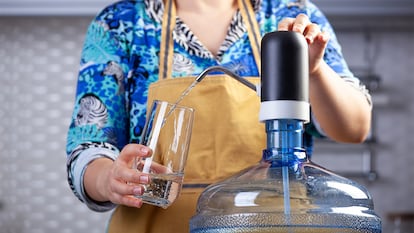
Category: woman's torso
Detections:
[{"x1": 115, "y1": 0, "x2": 342, "y2": 145}]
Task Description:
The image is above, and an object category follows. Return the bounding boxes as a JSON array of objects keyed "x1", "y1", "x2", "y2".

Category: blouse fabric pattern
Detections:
[{"x1": 66, "y1": 0, "x2": 370, "y2": 211}]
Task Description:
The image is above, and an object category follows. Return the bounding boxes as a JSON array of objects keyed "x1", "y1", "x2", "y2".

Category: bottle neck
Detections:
[{"x1": 262, "y1": 119, "x2": 307, "y2": 165}]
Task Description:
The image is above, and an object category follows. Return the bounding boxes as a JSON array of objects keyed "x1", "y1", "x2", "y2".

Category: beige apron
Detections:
[{"x1": 108, "y1": 0, "x2": 264, "y2": 232}]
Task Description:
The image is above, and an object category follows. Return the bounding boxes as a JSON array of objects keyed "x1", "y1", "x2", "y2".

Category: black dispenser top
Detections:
[
  {"x1": 259, "y1": 31, "x2": 310, "y2": 122},
  {"x1": 261, "y1": 31, "x2": 309, "y2": 103}
]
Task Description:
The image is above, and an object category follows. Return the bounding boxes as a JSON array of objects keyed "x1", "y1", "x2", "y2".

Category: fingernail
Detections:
[
  {"x1": 321, "y1": 33, "x2": 329, "y2": 42},
  {"x1": 134, "y1": 199, "x2": 143, "y2": 208},
  {"x1": 140, "y1": 147, "x2": 149, "y2": 154},
  {"x1": 139, "y1": 175, "x2": 149, "y2": 183},
  {"x1": 133, "y1": 186, "x2": 143, "y2": 195}
]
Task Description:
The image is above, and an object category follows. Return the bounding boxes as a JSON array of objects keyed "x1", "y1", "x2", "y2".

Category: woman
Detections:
[{"x1": 66, "y1": 0, "x2": 372, "y2": 232}]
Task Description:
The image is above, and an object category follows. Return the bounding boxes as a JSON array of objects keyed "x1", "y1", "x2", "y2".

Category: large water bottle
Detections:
[{"x1": 189, "y1": 31, "x2": 382, "y2": 232}]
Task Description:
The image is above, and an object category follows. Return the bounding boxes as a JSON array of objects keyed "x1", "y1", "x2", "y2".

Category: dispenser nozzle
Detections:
[{"x1": 194, "y1": 66, "x2": 257, "y2": 92}]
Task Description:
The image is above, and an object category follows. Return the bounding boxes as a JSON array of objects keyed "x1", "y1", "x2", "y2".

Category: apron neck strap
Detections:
[
  {"x1": 238, "y1": 0, "x2": 261, "y2": 74},
  {"x1": 159, "y1": 0, "x2": 262, "y2": 80},
  {"x1": 159, "y1": 0, "x2": 176, "y2": 81}
]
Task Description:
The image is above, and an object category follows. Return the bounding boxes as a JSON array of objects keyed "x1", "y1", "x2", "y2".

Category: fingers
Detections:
[
  {"x1": 278, "y1": 13, "x2": 325, "y2": 44},
  {"x1": 118, "y1": 144, "x2": 152, "y2": 164},
  {"x1": 316, "y1": 31, "x2": 330, "y2": 44},
  {"x1": 113, "y1": 144, "x2": 151, "y2": 183},
  {"x1": 113, "y1": 160, "x2": 150, "y2": 183},
  {"x1": 150, "y1": 161, "x2": 171, "y2": 174},
  {"x1": 104, "y1": 143, "x2": 152, "y2": 208},
  {"x1": 107, "y1": 177, "x2": 146, "y2": 207},
  {"x1": 105, "y1": 163, "x2": 149, "y2": 208},
  {"x1": 277, "y1": 13, "x2": 331, "y2": 75},
  {"x1": 310, "y1": 31, "x2": 329, "y2": 54},
  {"x1": 278, "y1": 17, "x2": 295, "y2": 31},
  {"x1": 278, "y1": 13, "x2": 310, "y2": 32},
  {"x1": 303, "y1": 23, "x2": 320, "y2": 44}
]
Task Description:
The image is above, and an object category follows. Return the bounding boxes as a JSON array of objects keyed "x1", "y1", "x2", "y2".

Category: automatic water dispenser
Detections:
[{"x1": 189, "y1": 31, "x2": 382, "y2": 233}]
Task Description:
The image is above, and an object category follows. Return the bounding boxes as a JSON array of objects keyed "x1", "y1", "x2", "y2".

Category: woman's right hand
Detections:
[
  {"x1": 84, "y1": 144, "x2": 152, "y2": 208},
  {"x1": 278, "y1": 13, "x2": 329, "y2": 77}
]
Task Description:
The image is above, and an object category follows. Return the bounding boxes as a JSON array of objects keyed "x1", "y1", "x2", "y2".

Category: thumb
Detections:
[
  {"x1": 312, "y1": 31, "x2": 329, "y2": 52},
  {"x1": 309, "y1": 32, "x2": 329, "y2": 74}
]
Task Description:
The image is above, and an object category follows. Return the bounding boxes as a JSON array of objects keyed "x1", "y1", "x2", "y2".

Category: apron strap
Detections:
[
  {"x1": 159, "y1": 0, "x2": 176, "y2": 80},
  {"x1": 158, "y1": 0, "x2": 262, "y2": 80},
  {"x1": 238, "y1": 0, "x2": 262, "y2": 74}
]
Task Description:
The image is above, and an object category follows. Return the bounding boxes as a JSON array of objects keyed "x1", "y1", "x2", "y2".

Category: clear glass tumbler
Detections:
[{"x1": 134, "y1": 100, "x2": 194, "y2": 208}]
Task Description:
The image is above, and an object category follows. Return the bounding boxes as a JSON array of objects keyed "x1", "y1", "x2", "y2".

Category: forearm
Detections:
[{"x1": 309, "y1": 61, "x2": 372, "y2": 143}]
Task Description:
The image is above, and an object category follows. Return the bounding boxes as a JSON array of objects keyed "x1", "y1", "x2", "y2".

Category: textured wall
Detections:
[
  {"x1": 0, "y1": 16, "x2": 413, "y2": 232},
  {"x1": 0, "y1": 17, "x2": 111, "y2": 233},
  {"x1": 336, "y1": 28, "x2": 414, "y2": 233}
]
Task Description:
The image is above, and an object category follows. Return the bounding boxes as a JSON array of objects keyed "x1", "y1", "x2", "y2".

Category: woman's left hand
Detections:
[{"x1": 278, "y1": 13, "x2": 329, "y2": 76}]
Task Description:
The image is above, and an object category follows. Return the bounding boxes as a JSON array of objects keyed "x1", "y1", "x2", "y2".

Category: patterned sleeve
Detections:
[{"x1": 66, "y1": 3, "x2": 134, "y2": 211}]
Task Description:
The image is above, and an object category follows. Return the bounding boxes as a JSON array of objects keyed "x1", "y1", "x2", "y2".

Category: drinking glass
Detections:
[{"x1": 134, "y1": 100, "x2": 194, "y2": 208}]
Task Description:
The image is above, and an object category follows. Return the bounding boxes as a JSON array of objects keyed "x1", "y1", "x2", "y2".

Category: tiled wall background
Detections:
[
  {"x1": 0, "y1": 17, "x2": 112, "y2": 233},
  {"x1": 0, "y1": 15, "x2": 413, "y2": 232}
]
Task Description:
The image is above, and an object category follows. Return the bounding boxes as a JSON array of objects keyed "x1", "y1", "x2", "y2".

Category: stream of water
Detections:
[{"x1": 161, "y1": 79, "x2": 198, "y2": 126}]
